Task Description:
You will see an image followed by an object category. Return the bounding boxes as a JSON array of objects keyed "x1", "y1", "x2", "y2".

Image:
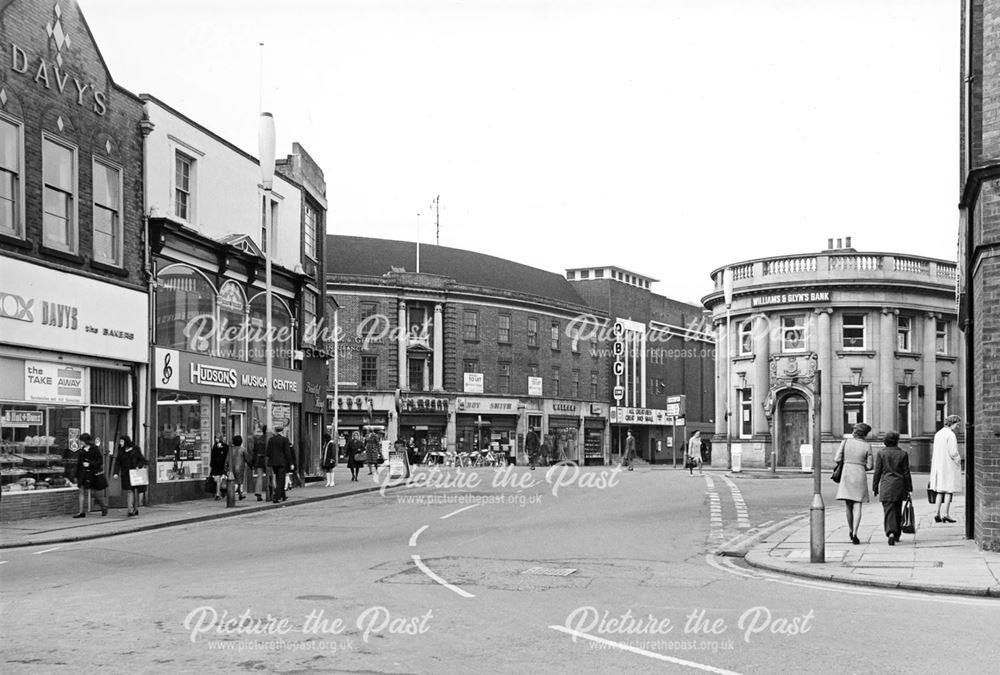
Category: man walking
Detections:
[
  {"x1": 624, "y1": 430, "x2": 636, "y2": 471},
  {"x1": 525, "y1": 427, "x2": 540, "y2": 470},
  {"x1": 266, "y1": 426, "x2": 295, "y2": 503},
  {"x1": 252, "y1": 426, "x2": 270, "y2": 501}
]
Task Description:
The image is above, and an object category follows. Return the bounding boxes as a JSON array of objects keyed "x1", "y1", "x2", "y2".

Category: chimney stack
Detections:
[
  {"x1": 827, "y1": 238, "x2": 834, "y2": 250},
  {"x1": 836, "y1": 238, "x2": 843, "y2": 249},
  {"x1": 845, "y1": 236, "x2": 852, "y2": 248}
]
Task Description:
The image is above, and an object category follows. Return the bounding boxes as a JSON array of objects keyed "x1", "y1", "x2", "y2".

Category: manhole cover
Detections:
[{"x1": 522, "y1": 566, "x2": 578, "y2": 577}]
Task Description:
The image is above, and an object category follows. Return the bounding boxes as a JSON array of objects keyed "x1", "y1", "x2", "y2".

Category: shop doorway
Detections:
[
  {"x1": 92, "y1": 409, "x2": 125, "y2": 505},
  {"x1": 229, "y1": 412, "x2": 245, "y2": 447},
  {"x1": 778, "y1": 393, "x2": 809, "y2": 467}
]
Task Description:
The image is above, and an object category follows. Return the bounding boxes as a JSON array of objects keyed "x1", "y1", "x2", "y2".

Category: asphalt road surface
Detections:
[{"x1": 2, "y1": 465, "x2": 997, "y2": 674}]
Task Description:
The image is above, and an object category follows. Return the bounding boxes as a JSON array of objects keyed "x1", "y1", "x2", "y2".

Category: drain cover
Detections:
[{"x1": 522, "y1": 566, "x2": 578, "y2": 577}]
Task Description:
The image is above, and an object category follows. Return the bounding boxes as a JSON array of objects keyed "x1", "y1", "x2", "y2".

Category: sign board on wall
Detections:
[
  {"x1": 528, "y1": 376, "x2": 543, "y2": 396},
  {"x1": 0, "y1": 256, "x2": 149, "y2": 363},
  {"x1": 610, "y1": 406, "x2": 671, "y2": 426},
  {"x1": 464, "y1": 372, "x2": 484, "y2": 394},
  {"x1": 24, "y1": 361, "x2": 87, "y2": 403},
  {"x1": 153, "y1": 348, "x2": 302, "y2": 403}
]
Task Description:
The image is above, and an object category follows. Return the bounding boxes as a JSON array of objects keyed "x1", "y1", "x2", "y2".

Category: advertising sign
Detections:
[
  {"x1": 1, "y1": 410, "x2": 44, "y2": 427},
  {"x1": 527, "y1": 376, "x2": 543, "y2": 396},
  {"x1": 24, "y1": 361, "x2": 87, "y2": 403},
  {"x1": 610, "y1": 406, "x2": 670, "y2": 426},
  {"x1": 464, "y1": 372, "x2": 484, "y2": 394},
  {"x1": 152, "y1": 348, "x2": 302, "y2": 403}
]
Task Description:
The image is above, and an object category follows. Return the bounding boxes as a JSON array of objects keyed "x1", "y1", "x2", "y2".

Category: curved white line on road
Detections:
[
  {"x1": 33, "y1": 547, "x2": 61, "y2": 555},
  {"x1": 548, "y1": 625, "x2": 744, "y2": 675},
  {"x1": 409, "y1": 525, "x2": 429, "y2": 547},
  {"x1": 440, "y1": 504, "x2": 479, "y2": 520},
  {"x1": 411, "y1": 554, "x2": 475, "y2": 598},
  {"x1": 0, "y1": 560, "x2": 7, "y2": 565}
]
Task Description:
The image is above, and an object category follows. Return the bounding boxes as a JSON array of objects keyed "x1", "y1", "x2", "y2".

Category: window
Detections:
[
  {"x1": 304, "y1": 203, "x2": 318, "y2": 260},
  {"x1": 175, "y1": 152, "x2": 193, "y2": 221},
  {"x1": 360, "y1": 301, "x2": 378, "y2": 337},
  {"x1": 0, "y1": 116, "x2": 23, "y2": 237},
  {"x1": 529, "y1": 364, "x2": 539, "y2": 378},
  {"x1": 580, "y1": 270, "x2": 589, "y2": 279},
  {"x1": 739, "y1": 320, "x2": 753, "y2": 355},
  {"x1": 92, "y1": 159, "x2": 122, "y2": 265},
  {"x1": 302, "y1": 291, "x2": 317, "y2": 344},
  {"x1": 407, "y1": 357, "x2": 425, "y2": 391},
  {"x1": 43, "y1": 136, "x2": 76, "y2": 252},
  {"x1": 842, "y1": 314, "x2": 865, "y2": 350},
  {"x1": 463, "y1": 310, "x2": 479, "y2": 341},
  {"x1": 897, "y1": 316, "x2": 912, "y2": 352},
  {"x1": 361, "y1": 356, "x2": 378, "y2": 388},
  {"x1": 738, "y1": 388, "x2": 753, "y2": 438},
  {"x1": 936, "y1": 387, "x2": 949, "y2": 431},
  {"x1": 842, "y1": 385, "x2": 866, "y2": 435},
  {"x1": 499, "y1": 362, "x2": 511, "y2": 394},
  {"x1": 567, "y1": 271, "x2": 575, "y2": 280},
  {"x1": 591, "y1": 371, "x2": 599, "y2": 399},
  {"x1": 551, "y1": 368, "x2": 560, "y2": 397},
  {"x1": 155, "y1": 266, "x2": 215, "y2": 354},
  {"x1": 217, "y1": 281, "x2": 246, "y2": 360},
  {"x1": 527, "y1": 317, "x2": 538, "y2": 347},
  {"x1": 248, "y1": 295, "x2": 293, "y2": 368},
  {"x1": 594, "y1": 269, "x2": 604, "y2": 278},
  {"x1": 551, "y1": 322, "x2": 560, "y2": 350},
  {"x1": 572, "y1": 370, "x2": 580, "y2": 398},
  {"x1": 936, "y1": 320, "x2": 948, "y2": 355},
  {"x1": 464, "y1": 359, "x2": 479, "y2": 374},
  {"x1": 897, "y1": 385, "x2": 913, "y2": 435},
  {"x1": 498, "y1": 314, "x2": 511, "y2": 343},
  {"x1": 781, "y1": 315, "x2": 805, "y2": 352}
]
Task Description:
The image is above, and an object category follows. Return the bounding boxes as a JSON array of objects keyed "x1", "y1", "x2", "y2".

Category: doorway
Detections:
[
  {"x1": 778, "y1": 393, "x2": 809, "y2": 467},
  {"x1": 92, "y1": 408, "x2": 126, "y2": 505},
  {"x1": 229, "y1": 412, "x2": 245, "y2": 446}
]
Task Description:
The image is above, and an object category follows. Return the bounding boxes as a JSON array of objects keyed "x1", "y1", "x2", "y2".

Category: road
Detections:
[{"x1": 1, "y1": 465, "x2": 997, "y2": 674}]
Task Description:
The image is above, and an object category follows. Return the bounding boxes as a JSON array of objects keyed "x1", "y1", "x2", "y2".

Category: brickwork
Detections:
[{"x1": 0, "y1": 489, "x2": 79, "y2": 521}]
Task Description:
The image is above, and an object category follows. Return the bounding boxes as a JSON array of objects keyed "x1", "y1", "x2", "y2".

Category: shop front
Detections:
[
  {"x1": 609, "y1": 406, "x2": 672, "y2": 464},
  {"x1": 583, "y1": 403, "x2": 609, "y2": 466},
  {"x1": 398, "y1": 395, "x2": 449, "y2": 464},
  {"x1": 300, "y1": 360, "x2": 328, "y2": 477},
  {"x1": 546, "y1": 401, "x2": 582, "y2": 464},
  {"x1": 152, "y1": 347, "x2": 302, "y2": 503},
  {"x1": 0, "y1": 257, "x2": 148, "y2": 520},
  {"x1": 455, "y1": 397, "x2": 519, "y2": 463},
  {"x1": 327, "y1": 394, "x2": 390, "y2": 458}
]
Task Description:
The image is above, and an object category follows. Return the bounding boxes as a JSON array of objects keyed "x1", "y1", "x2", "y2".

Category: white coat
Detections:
[{"x1": 929, "y1": 426, "x2": 962, "y2": 494}]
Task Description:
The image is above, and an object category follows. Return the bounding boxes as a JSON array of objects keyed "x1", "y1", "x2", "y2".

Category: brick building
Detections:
[
  {"x1": 325, "y1": 235, "x2": 612, "y2": 464},
  {"x1": 1, "y1": 0, "x2": 148, "y2": 519},
  {"x1": 566, "y1": 266, "x2": 716, "y2": 464}
]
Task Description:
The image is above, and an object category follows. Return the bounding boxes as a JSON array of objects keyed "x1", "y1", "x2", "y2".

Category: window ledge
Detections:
[
  {"x1": 734, "y1": 354, "x2": 756, "y2": 362},
  {"x1": 91, "y1": 259, "x2": 130, "y2": 277},
  {"x1": 0, "y1": 231, "x2": 32, "y2": 250},
  {"x1": 836, "y1": 350, "x2": 877, "y2": 359},
  {"x1": 39, "y1": 245, "x2": 84, "y2": 265},
  {"x1": 936, "y1": 354, "x2": 958, "y2": 362},
  {"x1": 894, "y1": 351, "x2": 922, "y2": 360}
]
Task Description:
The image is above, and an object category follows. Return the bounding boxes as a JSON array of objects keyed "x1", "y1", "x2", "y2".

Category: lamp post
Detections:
[
  {"x1": 259, "y1": 113, "x2": 276, "y2": 441},
  {"x1": 810, "y1": 371, "x2": 825, "y2": 563},
  {"x1": 330, "y1": 297, "x2": 341, "y2": 454},
  {"x1": 722, "y1": 268, "x2": 735, "y2": 472}
]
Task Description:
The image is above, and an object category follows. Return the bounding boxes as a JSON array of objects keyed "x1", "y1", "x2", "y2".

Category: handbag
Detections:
[
  {"x1": 128, "y1": 467, "x2": 149, "y2": 487},
  {"x1": 830, "y1": 459, "x2": 844, "y2": 483},
  {"x1": 89, "y1": 472, "x2": 109, "y2": 491},
  {"x1": 205, "y1": 476, "x2": 216, "y2": 494},
  {"x1": 927, "y1": 482, "x2": 937, "y2": 504},
  {"x1": 901, "y1": 496, "x2": 916, "y2": 534},
  {"x1": 354, "y1": 452, "x2": 366, "y2": 463}
]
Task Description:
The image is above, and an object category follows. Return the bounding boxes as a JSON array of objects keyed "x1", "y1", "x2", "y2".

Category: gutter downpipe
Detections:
[{"x1": 963, "y1": 0, "x2": 975, "y2": 542}]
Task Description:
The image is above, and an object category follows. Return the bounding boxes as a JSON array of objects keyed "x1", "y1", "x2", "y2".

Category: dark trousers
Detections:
[
  {"x1": 882, "y1": 500, "x2": 903, "y2": 538},
  {"x1": 273, "y1": 467, "x2": 288, "y2": 501}
]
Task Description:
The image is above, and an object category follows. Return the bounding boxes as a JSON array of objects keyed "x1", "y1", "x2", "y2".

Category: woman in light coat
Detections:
[
  {"x1": 929, "y1": 415, "x2": 963, "y2": 524},
  {"x1": 834, "y1": 422, "x2": 874, "y2": 545}
]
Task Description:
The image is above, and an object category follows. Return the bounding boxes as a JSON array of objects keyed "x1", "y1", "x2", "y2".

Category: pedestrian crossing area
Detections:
[{"x1": 702, "y1": 474, "x2": 751, "y2": 547}]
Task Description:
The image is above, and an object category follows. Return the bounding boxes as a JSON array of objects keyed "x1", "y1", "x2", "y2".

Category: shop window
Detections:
[
  {"x1": 738, "y1": 388, "x2": 753, "y2": 438},
  {"x1": 174, "y1": 151, "x2": 194, "y2": 222},
  {"x1": 304, "y1": 202, "x2": 318, "y2": 260},
  {"x1": 463, "y1": 310, "x2": 479, "y2": 341},
  {"x1": 498, "y1": 362, "x2": 511, "y2": 394},
  {"x1": 248, "y1": 293, "x2": 293, "y2": 368},
  {"x1": 42, "y1": 135, "x2": 77, "y2": 253},
  {"x1": 1, "y1": 404, "x2": 83, "y2": 492},
  {"x1": 842, "y1": 385, "x2": 866, "y2": 435},
  {"x1": 362, "y1": 355, "x2": 378, "y2": 388},
  {"x1": 897, "y1": 385, "x2": 913, "y2": 435},
  {"x1": 155, "y1": 265, "x2": 215, "y2": 354},
  {"x1": 217, "y1": 281, "x2": 247, "y2": 360},
  {"x1": 897, "y1": 316, "x2": 912, "y2": 352},
  {"x1": 551, "y1": 322, "x2": 560, "y2": 350},
  {"x1": 156, "y1": 393, "x2": 210, "y2": 482},
  {"x1": 0, "y1": 115, "x2": 24, "y2": 238},
  {"x1": 936, "y1": 320, "x2": 948, "y2": 355},
  {"x1": 935, "y1": 388, "x2": 949, "y2": 431},
  {"x1": 738, "y1": 320, "x2": 753, "y2": 355},
  {"x1": 498, "y1": 314, "x2": 511, "y2": 344},
  {"x1": 527, "y1": 317, "x2": 538, "y2": 347},
  {"x1": 842, "y1": 314, "x2": 865, "y2": 350},
  {"x1": 781, "y1": 315, "x2": 805, "y2": 352},
  {"x1": 92, "y1": 159, "x2": 122, "y2": 266}
]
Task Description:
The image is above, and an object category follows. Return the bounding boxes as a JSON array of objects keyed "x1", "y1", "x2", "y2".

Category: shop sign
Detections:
[
  {"x1": 400, "y1": 396, "x2": 449, "y2": 413},
  {"x1": 464, "y1": 372, "x2": 484, "y2": 394},
  {"x1": 272, "y1": 403, "x2": 291, "y2": 430},
  {"x1": 2, "y1": 410, "x2": 44, "y2": 427},
  {"x1": 589, "y1": 403, "x2": 604, "y2": 416},
  {"x1": 456, "y1": 397, "x2": 519, "y2": 413},
  {"x1": 0, "y1": 256, "x2": 148, "y2": 362},
  {"x1": 610, "y1": 406, "x2": 670, "y2": 426},
  {"x1": 550, "y1": 402, "x2": 578, "y2": 413},
  {"x1": 750, "y1": 291, "x2": 830, "y2": 308},
  {"x1": 153, "y1": 348, "x2": 301, "y2": 403},
  {"x1": 666, "y1": 394, "x2": 687, "y2": 418},
  {"x1": 527, "y1": 376, "x2": 543, "y2": 396},
  {"x1": 24, "y1": 361, "x2": 87, "y2": 403}
]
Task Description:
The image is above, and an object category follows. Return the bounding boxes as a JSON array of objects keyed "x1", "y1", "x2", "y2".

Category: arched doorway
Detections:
[{"x1": 777, "y1": 392, "x2": 810, "y2": 467}]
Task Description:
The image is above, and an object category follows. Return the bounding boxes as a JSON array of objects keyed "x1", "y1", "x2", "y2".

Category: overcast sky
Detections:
[{"x1": 82, "y1": 0, "x2": 959, "y2": 305}]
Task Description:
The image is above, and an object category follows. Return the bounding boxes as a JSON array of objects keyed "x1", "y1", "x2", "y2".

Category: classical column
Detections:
[
  {"x1": 433, "y1": 303, "x2": 444, "y2": 391},
  {"x1": 923, "y1": 313, "x2": 938, "y2": 434},
  {"x1": 715, "y1": 320, "x2": 727, "y2": 436},
  {"x1": 815, "y1": 308, "x2": 832, "y2": 435},
  {"x1": 398, "y1": 300, "x2": 407, "y2": 390},
  {"x1": 752, "y1": 313, "x2": 770, "y2": 435},
  {"x1": 879, "y1": 308, "x2": 897, "y2": 431}
]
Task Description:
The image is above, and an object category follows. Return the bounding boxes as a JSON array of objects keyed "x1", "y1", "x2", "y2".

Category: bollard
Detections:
[{"x1": 226, "y1": 473, "x2": 236, "y2": 508}]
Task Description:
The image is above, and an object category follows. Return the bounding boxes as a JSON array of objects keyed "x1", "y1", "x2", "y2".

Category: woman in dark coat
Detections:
[
  {"x1": 210, "y1": 434, "x2": 229, "y2": 500},
  {"x1": 346, "y1": 430, "x2": 364, "y2": 482},
  {"x1": 74, "y1": 433, "x2": 107, "y2": 518},
  {"x1": 111, "y1": 435, "x2": 147, "y2": 517},
  {"x1": 873, "y1": 430, "x2": 913, "y2": 546}
]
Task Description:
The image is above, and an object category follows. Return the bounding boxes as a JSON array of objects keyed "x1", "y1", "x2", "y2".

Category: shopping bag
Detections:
[
  {"x1": 205, "y1": 476, "x2": 216, "y2": 494},
  {"x1": 927, "y1": 482, "x2": 937, "y2": 504},
  {"x1": 128, "y1": 467, "x2": 149, "y2": 487},
  {"x1": 901, "y1": 497, "x2": 916, "y2": 535}
]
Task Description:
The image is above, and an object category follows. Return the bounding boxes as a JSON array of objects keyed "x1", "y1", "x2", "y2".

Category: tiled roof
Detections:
[{"x1": 326, "y1": 235, "x2": 586, "y2": 306}]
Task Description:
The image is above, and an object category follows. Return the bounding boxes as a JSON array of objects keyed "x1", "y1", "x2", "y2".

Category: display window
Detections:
[
  {"x1": 1, "y1": 404, "x2": 83, "y2": 493},
  {"x1": 156, "y1": 392, "x2": 211, "y2": 482}
]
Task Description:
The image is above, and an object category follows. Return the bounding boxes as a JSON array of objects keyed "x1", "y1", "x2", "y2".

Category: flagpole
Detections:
[{"x1": 416, "y1": 211, "x2": 421, "y2": 274}]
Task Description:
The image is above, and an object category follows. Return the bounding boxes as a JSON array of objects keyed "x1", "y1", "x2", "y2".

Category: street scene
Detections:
[{"x1": 3, "y1": 0, "x2": 1000, "y2": 673}]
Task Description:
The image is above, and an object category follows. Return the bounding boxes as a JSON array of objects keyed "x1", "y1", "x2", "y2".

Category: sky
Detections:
[{"x1": 80, "y1": 0, "x2": 959, "y2": 306}]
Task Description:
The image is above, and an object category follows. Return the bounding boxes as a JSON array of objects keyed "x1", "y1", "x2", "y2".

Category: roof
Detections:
[{"x1": 326, "y1": 235, "x2": 586, "y2": 306}]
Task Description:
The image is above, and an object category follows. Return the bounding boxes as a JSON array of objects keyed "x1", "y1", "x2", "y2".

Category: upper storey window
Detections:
[
  {"x1": 781, "y1": 315, "x2": 806, "y2": 352},
  {"x1": 0, "y1": 116, "x2": 23, "y2": 238},
  {"x1": 175, "y1": 152, "x2": 194, "y2": 222},
  {"x1": 842, "y1": 314, "x2": 866, "y2": 350},
  {"x1": 42, "y1": 136, "x2": 77, "y2": 253}
]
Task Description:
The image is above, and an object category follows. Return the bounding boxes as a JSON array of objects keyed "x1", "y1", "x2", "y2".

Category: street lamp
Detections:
[
  {"x1": 259, "y1": 112, "x2": 276, "y2": 441},
  {"x1": 330, "y1": 297, "x2": 341, "y2": 452},
  {"x1": 722, "y1": 268, "x2": 736, "y2": 472}
]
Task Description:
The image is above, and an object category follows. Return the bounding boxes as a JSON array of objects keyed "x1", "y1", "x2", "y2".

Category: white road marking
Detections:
[
  {"x1": 758, "y1": 520, "x2": 774, "y2": 528},
  {"x1": 549, "y1": 625, "x2": 744, "y2": 674},
  {"x1": 0, "y1": 560, "x2": 8, "y2": 565},
  {"x1": 440, "y1": 504, "x2": 479, "y2": 520},
  {"x1": 719, "y1": 475, "x2": 751, "y2": 529},
  {"x1": 409, "y1": 525, "x2": 429, "y2": 547},
  {"x1": 33, "y1": 547, "x2": 61, "y2": 555},
  {"x1": 411, "y1": 554, "x2": 475, "y2": 598}
]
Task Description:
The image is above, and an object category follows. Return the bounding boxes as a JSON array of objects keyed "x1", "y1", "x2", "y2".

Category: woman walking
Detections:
[
  {"x1": 322, "y1": 433, "x2": 338, "y2": 487},
  {"x1": 111, "y1": 435, "x2": 147, "y2": 517},
  {"x1": 872, "y1": 430, "x2": 913, "y2": 546},
  {"x1": 834, "y1": 422, "x2": 874, "y2": 545},
  {"x1": 347, "y1": 430, "x2": 364, "y2": 482},
  {"x1": 364, "y1": 427, "x2": 381, "y2": 477},
  {"x1": 210, "y1": 433, "x2": 229, "y2": 501},
  {"x1": 224, "y1": 435, "x2": 251, "y2": 501},
  {"x1": 74, "y1": 433, "x2": 108, "y2": 518},
  {"x1": 930, "y1": 415, "x2": 963, "y2": 523},
  {"x1": 687, "y1": 431, "x2": 703, "y2": 476}
]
